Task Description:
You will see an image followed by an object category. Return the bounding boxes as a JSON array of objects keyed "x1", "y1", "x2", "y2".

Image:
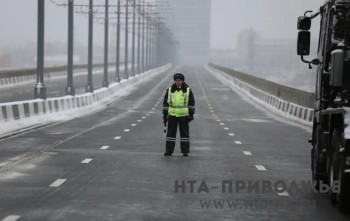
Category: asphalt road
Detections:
[{"x1": 0, "y1": 67, "x2": 349, "y2": 221}]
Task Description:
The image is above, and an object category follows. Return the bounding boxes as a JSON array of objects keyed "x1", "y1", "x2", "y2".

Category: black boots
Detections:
[{"x1": 164, "y1": 152, "x2": 189, "y2": 157}]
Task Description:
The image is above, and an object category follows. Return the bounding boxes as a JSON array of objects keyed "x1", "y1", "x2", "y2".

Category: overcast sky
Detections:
[
  {"x1": 0, "y1": 0, "x2": 323, "y2": 51},
  {"x1": 211, "y1": 0, "x2": 323, "y2": 49}
]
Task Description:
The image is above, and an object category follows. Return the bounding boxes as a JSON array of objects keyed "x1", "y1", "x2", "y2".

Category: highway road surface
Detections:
[{"x1": 0, "y1": 67, "x2": 349, "y2": 220}]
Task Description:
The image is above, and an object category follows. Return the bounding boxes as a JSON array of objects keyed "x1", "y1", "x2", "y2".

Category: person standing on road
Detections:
[{"x1": 163, "y1": 73, "x2": 195, "y2": 157}]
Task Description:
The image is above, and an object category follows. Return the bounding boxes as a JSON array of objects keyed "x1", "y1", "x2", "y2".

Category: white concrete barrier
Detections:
[
  {"x1": 205, "y1": 65, "x2": 313, "y2": 127},
  {"x1": 0, "y1": 64, "x2": 172, "y2": 135}
]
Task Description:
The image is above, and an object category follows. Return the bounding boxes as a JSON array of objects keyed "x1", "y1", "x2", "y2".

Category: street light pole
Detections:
[
  {"x1": 103, "y1": 0, "x2": 109, "y2": 87},
  {"x1": 146, "y1": 5, "x2": 150, "y2": 70},
  {"x1": 124, "y1": 0, "x2": 129, "y2": 79},
  {"x1": 116, "y1": 0, "x2": 121, "y2": 82},
  {"x1": 86, "y1": 0, "x2": 94, "y2": 92},
  {"x1": 131, "y1": 0, "x2": 136, "y2": 77},
  {"x1": 137, "y1": 0, "x2": 141, "y2": 74},
  {"x1": 141, "y1": 1, "x2": 145, "y2": 73},
  {"x1": 66, "y1": 0, "x2": 75, "y2": 96},
  {"x1": 34, "y1": 0, "x2": 46, "y2": 99}
]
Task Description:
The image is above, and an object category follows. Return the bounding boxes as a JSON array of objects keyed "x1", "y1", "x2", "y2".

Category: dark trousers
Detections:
[{"x1": 166, "y1": 115, "x2": 190, "y2": 154}]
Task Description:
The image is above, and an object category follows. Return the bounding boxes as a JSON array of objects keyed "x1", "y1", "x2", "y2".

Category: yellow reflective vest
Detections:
[{"x1": 167, "y1": 87, "x2": 190, "y2": 117}]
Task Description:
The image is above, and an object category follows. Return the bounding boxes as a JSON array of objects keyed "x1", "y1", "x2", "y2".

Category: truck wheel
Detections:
[
  {"x1": 329, "y1": 129, "x2": 342, "y2": 204},
  {"x1": 337, "y1": 154, "x2": 350, "y2": 212},
  {"x1": 312, "y1": 145, "x2": 327, "y2": 191},
  {"x1": 329, "y1": 149, "x2": 339, "y2": 204},
  {"x1": 329, "y1": 129, "x2": 350, "y2": 212}
]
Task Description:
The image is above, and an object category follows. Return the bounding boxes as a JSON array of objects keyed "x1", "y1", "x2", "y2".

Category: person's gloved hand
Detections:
[
  {"x1": 163, "y1": 114, "x2": 168, "y2": 125},
  {"x1": 188, "y1": 114, "x2": 194, "y2": 122}
]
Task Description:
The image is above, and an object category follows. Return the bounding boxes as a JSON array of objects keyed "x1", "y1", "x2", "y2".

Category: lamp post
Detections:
[
  {"x1": 131, "y1": 0, "x2": 136, "y2": 76},
  {"x1": 34, "y1": 0, "x2": 46, "y2": 99},
  {"x1": 116, "y1": 0, "x2": 121, "y2": 82},
  {"x1": 66, "y1": 0, "x2": 75, "y2": 96},
  {"x1": 86, "y1": 0, "x2": 94, "y2": 93},
  {"x1": 102, "y1": 0, "x2": 109, "y2": 87},
  {"x1": 124, "y1": 0, "x2": 129, "y2": 79}
]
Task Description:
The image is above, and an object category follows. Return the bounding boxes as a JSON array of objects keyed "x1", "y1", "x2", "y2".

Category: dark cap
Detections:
[{"x1": 173, "y1": 73, "x2": 185, "y2": 81}]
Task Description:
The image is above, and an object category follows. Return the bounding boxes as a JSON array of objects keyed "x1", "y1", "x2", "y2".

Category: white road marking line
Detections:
[
  {"x1": 224, "y1": 127, "x2": 229, "y2": 130},
  {"x1": 210, "y1": 110, "x2": 214, "y2": 113},
  {"x1": 131, "y1": 124, "x2": 137, "y2": 126},
  {"x1": 155, "y1": 104, "x2": 158, "y2": 107},
  {"x1": 49, "y1": 179, "x2": 67, "y2": 187},
  {"x1": 228, "y1": 133, "x2": 235, "y2": 136},
  {"x1": 146, "y1": 113, "x2": 150, "y2": 116},
  {"x1": 137, "y1": 120, "x2": 142, "y2": 122},
  {"x1": 209, "y1": 107, "x2": 213, "y2": 109},
  {"x1": 243, "y1": 151, "x2": 252, "y2": 156},
  {"x1": 114, "y1": 136, "x2": 121, "y2": 140},
  {"x1": 100, "y1": 146, "x2": 110, "y2": 150},
  {"x1": 142, "y1": 116, "x2": 146, "y2": 119},
  {"x1": 124, "y1": 129, "x2": 130, "y2": 132},
  {"x1": 235, "y1": 141, "x2": 242, "y2": 145},
  {"x1": 152, "y1": 108, "x2": 155, "y2": 110},
  {"x1": 2, "y1": 215, "x2": 21, "y2": 221},
  {"x1": 220, "y1": 123, "x2": 225, "y2": 125},
  {"x1": 255, "y1": 165, "x2": 267, "y2": 171},
  {"x1": 216, "y1": 119, "x2": 221, "y2": 122},
  {"x1": 81, "y1": 158, "x2": 93, "y2": 164},
  {"x1": 277, "y1": 191, "x2": 290, "y2": 197}
]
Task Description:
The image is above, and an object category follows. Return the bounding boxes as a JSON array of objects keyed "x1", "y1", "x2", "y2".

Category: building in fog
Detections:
[{"x1": 156, "y1": 0, "x2": 211, "y2": 65}]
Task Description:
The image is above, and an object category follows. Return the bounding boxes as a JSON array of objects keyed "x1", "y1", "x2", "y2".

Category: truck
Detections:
[{"x1": 297, "y1": 0, "x2": 350, "y2": 211}]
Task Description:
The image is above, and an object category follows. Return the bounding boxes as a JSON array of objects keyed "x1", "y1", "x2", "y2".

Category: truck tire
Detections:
[
  {"x1": 312, "y1": 144, "x2": 327, "y2": 190},
  {"x1": 338, "y1": 151, "x2": 350, "y2": 212},
  {"x1": 329, "y1": 129, "x2": 350, "y2": 212}
]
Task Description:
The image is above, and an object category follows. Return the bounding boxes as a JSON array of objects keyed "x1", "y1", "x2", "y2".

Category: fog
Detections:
[{"x1": 0, "y1": 0, "x2": 325, "y2": 91}]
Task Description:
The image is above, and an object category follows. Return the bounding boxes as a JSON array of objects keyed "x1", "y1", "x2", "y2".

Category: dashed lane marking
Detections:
[
  {"x1": 243, "y1": 151, "x2": 252, "y2": 156},
  {"x1": 216, "y1": 119, "x2": 221, "y2": 122},
  {"x1": 146, "y1": 113, "x2": 150, "y2": 116},
  {"x1": 81, "y1": 158, "x2": 93, "y2": 164},
  {"x1": 152, "y1": 108, "x2": 155, "y2": 110},
  {"x1": 2, "y1": 216, "x2": 21, "y2": 221},
  {"x1": 49, "y1": 179, "x2": 67, "y2": 187},
  {"x1": 220, "y1": 123, "x2": 225, "y2": 125},
  {"x1": 224, "y1": 127, "x2": 229, "y2": 130},
  {"x1": 137, "y1": 120, "x2": 142, "y2": 122},
  {"x1": 114, "y1": 136, "x2": 121, "y2": 140},
  {"x1": 255, "y1": 165, "x2": 267, "y2": 171},
  {"x1": 142, "y1": 117, "x2": 146, "y2": 119},
  {"x1": 235, "y1": 141, "x2": 242, "y2": 145},
  {"x1": 100, "y1": 146, "x2": 110, "y2": 150},
  {"x1": 229, "y1": 133, "x2": 235, "y2": 136},
  {"x1": 124, "y1": 129, "x2": 130, "y2": 132},
  {"x1": 131, "y1": 124, "x2": 137, "y2": 126}
]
